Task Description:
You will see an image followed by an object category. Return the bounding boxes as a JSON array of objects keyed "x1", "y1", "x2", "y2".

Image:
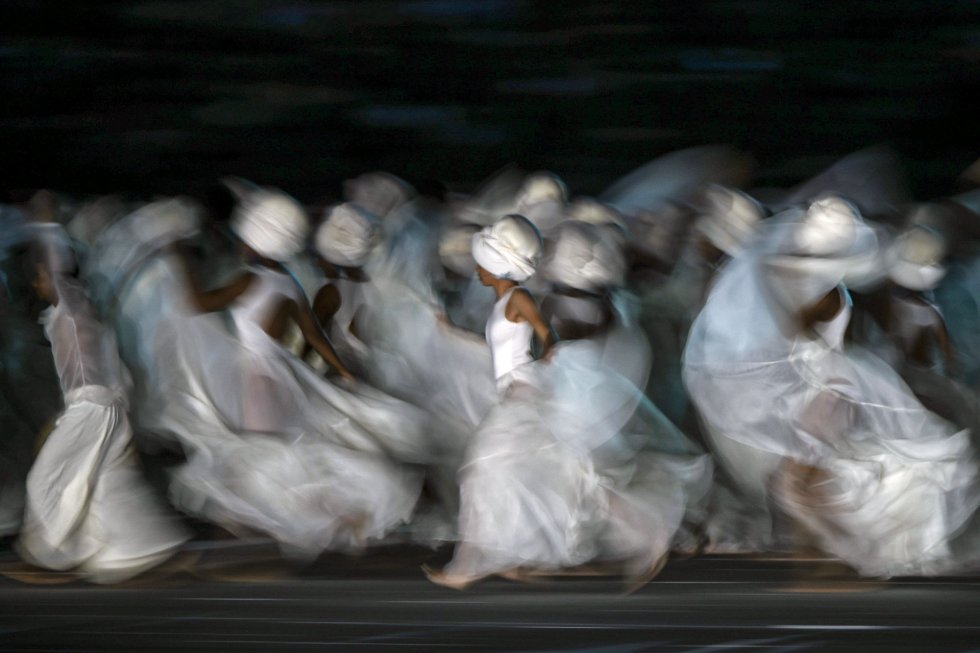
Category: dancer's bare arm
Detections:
[
  {"x1": 507, "y1": 288, "x2": 555, "y2": 358},
  {"x1": 288, "y1": 298, "x2": 355, "y2": 382}
]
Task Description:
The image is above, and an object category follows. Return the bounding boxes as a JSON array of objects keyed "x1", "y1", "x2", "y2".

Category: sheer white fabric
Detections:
[
  {"x1": 79, "y1": 211, "x2": 426, "y2": 556},
  {"x1": 445, "y1": 292, "x2": 709, "y2": 578},
  {"x1": 18, "y1": 277, "x2": 188, "y2": 581},
  {"x1": 683, "y1": 213, "x2": 978, "y2": 576}
]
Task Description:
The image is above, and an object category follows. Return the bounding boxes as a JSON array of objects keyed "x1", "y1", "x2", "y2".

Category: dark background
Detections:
[{"x1": 1, "y1": 1, "x2": 978, "y2": 202}]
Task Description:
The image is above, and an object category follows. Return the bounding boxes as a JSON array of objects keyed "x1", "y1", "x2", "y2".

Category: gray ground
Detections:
[{"x1": 1, "y1": 544, "x2": 977, "y2": 652}]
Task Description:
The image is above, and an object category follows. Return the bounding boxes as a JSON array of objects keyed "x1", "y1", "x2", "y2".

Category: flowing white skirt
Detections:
[
  {"x1": 445, "y1": 324, "x2": 710, "y2": 579},
  {"x1": 688, "y1": 339, "x2": 979, "y2": 576},
  {"x1": 17, "y1": 388, "x2": 188, "y2": 583},
  {"x1": 93, "y1": 247, "x2": 427, "y2": 555}
]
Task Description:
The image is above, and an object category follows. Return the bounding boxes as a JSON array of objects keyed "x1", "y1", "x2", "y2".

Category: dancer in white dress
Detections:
[
  {"x1": 87, "y1": 188, "x2": 424, "y2": 556},
  {"x1": 424, "y1": 215, "x2": 557, "y2": 587},
  {"x1": 16, "y1": 227, "x2": 189, "y2": 583},
  {"x1": 684, "y1": 197, "x2": 978, "y2": 577},
  {"x1": 540, "y1": 220, "x2": 712, "y2": 577},
  {"x1": 427, "y1": 215, "x2": 707, "y2": 589}
]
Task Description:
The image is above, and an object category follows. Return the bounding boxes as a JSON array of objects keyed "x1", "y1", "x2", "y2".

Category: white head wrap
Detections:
[
  {"x1": 764, "y1": 196, "x2": 878, "y2": 312},
  {"x1": 471, "y1": 214, "x2": 542, "y2": 281},
  {"x1": 517, "y1": 172, "x2": 567, "y2": 209},
  {"x1": 888, "y1": 225, "x2": 947, "y2": 291},
  {"x1": 315, "y1": 203, "x2": 381, "y2": 267},
  {"x1": 693, "y1": 185, "x2": 764, "y2": 255},
  {"x1": 438, "y1": 224, "x2": 480, "y2": 277},
  {"x1": 794, "y1": 196, "x2": 859, "y2": 256},
  {"x1": 514, "y1": 172, "x2": 569, "y2": 235},
  {"x1": 343, "y1": 172, "x2": 415, "y2": 219},
  {"x1": 230, "y1": 188, "x2": 309, "y2": 261},
  {"x1": 565, "y1": 198, "x2": 626, "y2": 229},
  {"x1": 545, "y1": 220, "x2": 626, "y2": 291}
]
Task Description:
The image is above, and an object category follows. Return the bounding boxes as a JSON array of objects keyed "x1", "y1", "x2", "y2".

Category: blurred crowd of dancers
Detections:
[{"x1": 1, "y1": 145, "x2": 978, "y2": 588}]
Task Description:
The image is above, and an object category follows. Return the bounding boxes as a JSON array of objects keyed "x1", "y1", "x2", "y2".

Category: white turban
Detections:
[
  {"x1": 315, "y1": 203, "x2": 381, "y2": 267},
  {"x1": 231, "y1": 188, "x2": 309, "y2": 261},
  {"x1": 545, "y1": 220, "x2": 626, "y2": 292},
  {"x1": 343, "y1": 172, "x2": 415, "y2": 219},
  {"x1": 565, "y1": 198, "x2": 626, "y2": 229},
  {"x1": 517, "y1": 172, "x2": 567, "y2": 209},
  {"x1": 764, "y1": 196, "x2": 878, "y2": 312},
  {"x1": 471, "y1": 214, "x2": 542, "y2": 282},
  {"x1": 693, "y1": 185, "x2": 763, "y2": 256},
  {"x1": 794, "y1": 196, "x2": 860, "y2": 256},
  {"x1": 888, "y1": 225, "x2": 947, "y2": 291},
  {"x1": 438, "y1": 224, "x2": 480, "y2": 277},
  {"x1": 514, "y1": 172, "x2": 568, "y2": 235}
]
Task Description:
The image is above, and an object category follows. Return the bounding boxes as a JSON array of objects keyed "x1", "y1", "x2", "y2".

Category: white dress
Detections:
[
  {"x1": 16, "y1": 277, "x2": 188, "y2": 583},
  {"x1": 81, "y1": 211, "x2": 426, "y2": 555},
  {"x1": 445, "y1": 288, "x2": 709, "y2": 578},
  {"x1": 155, "y1": 266, "x2": 427, "y2": 555},
  {"x1": 684, "y1": 217, "x2": 979, "y2": 576}
]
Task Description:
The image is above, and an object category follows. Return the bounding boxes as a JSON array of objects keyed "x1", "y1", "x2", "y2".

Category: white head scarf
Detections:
[
  {"x1": 315, "y1": 202, "x2": 381, "y2": 267},
  {"x1": 888, "y1": 225, "x2": 947, "y2": 291},
  {"x1": 693, "y1": 185, "x2": 764, "y2": 256},
  {"x1": 565, "y1": 197, "x2": 626, "y2": 229},
  {"x1": 545, "y1": 220, "x2": 626, "y2": 292},
  {"x1": 343, "y1": 172, "x2": 415, "y2": 219},
  {"x1": 230, "y1": 188, "x2": 309, "y2": 261},
  {"x1": 438, "y1": 224, "x2": 480, "y2": 277},
  {"x1": 516, "y1": 172, "x2": 568, "y2": 235},
  {"x1": 764, "y1": 196, "x2": 878, "y2": 313},
  {"x1": 517, "y1": 172, "x2": 567, "y2": 209},
  {"x1": 471, "y1": 214, "x2": 542, "y2": 281}
]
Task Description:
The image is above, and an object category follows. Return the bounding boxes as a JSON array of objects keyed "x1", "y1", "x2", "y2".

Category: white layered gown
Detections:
[
  {"x1": 683, "y1": 217, "x2": 978, "y2": 576},
  {"x1": 446, "y1": 288, "x2": 709, "y2": 578},
  {"x1": 17, "y1": 279, "x2": 188, "y2": 582},
  {"x1": 82, "y1": 216, "x2": 427, "y2": 556}
]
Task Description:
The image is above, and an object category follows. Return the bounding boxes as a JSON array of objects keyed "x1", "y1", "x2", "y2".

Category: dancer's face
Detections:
[{"x1": 476, "y1": 265, "x2": 495, "y2": 287}]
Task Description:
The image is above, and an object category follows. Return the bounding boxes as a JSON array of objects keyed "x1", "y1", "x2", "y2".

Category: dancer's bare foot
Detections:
[
  {"x1": 623, "y1": 552, "x2": 669, "y2": 595},
  {"x1": 422, "y1": 564, "x2": 481, "y2": 590}
]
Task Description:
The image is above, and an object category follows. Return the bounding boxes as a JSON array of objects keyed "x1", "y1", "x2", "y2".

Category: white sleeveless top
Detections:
[
  {"x1": 486, "y1": 286, "x2": 534, "y2": 385},
  {"x1": 229, "y1": 266, "x2": 301, "y2": 350}
]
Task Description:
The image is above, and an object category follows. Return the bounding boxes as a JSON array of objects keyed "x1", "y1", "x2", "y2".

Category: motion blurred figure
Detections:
[{"x1": 15, "y1": 226, "x2": 189, "y2": 583}]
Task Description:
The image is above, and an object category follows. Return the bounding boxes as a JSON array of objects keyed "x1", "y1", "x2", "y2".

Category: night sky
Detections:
[{"x1": 1, "y1": 1, "x2": 978, "y2": 202}]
